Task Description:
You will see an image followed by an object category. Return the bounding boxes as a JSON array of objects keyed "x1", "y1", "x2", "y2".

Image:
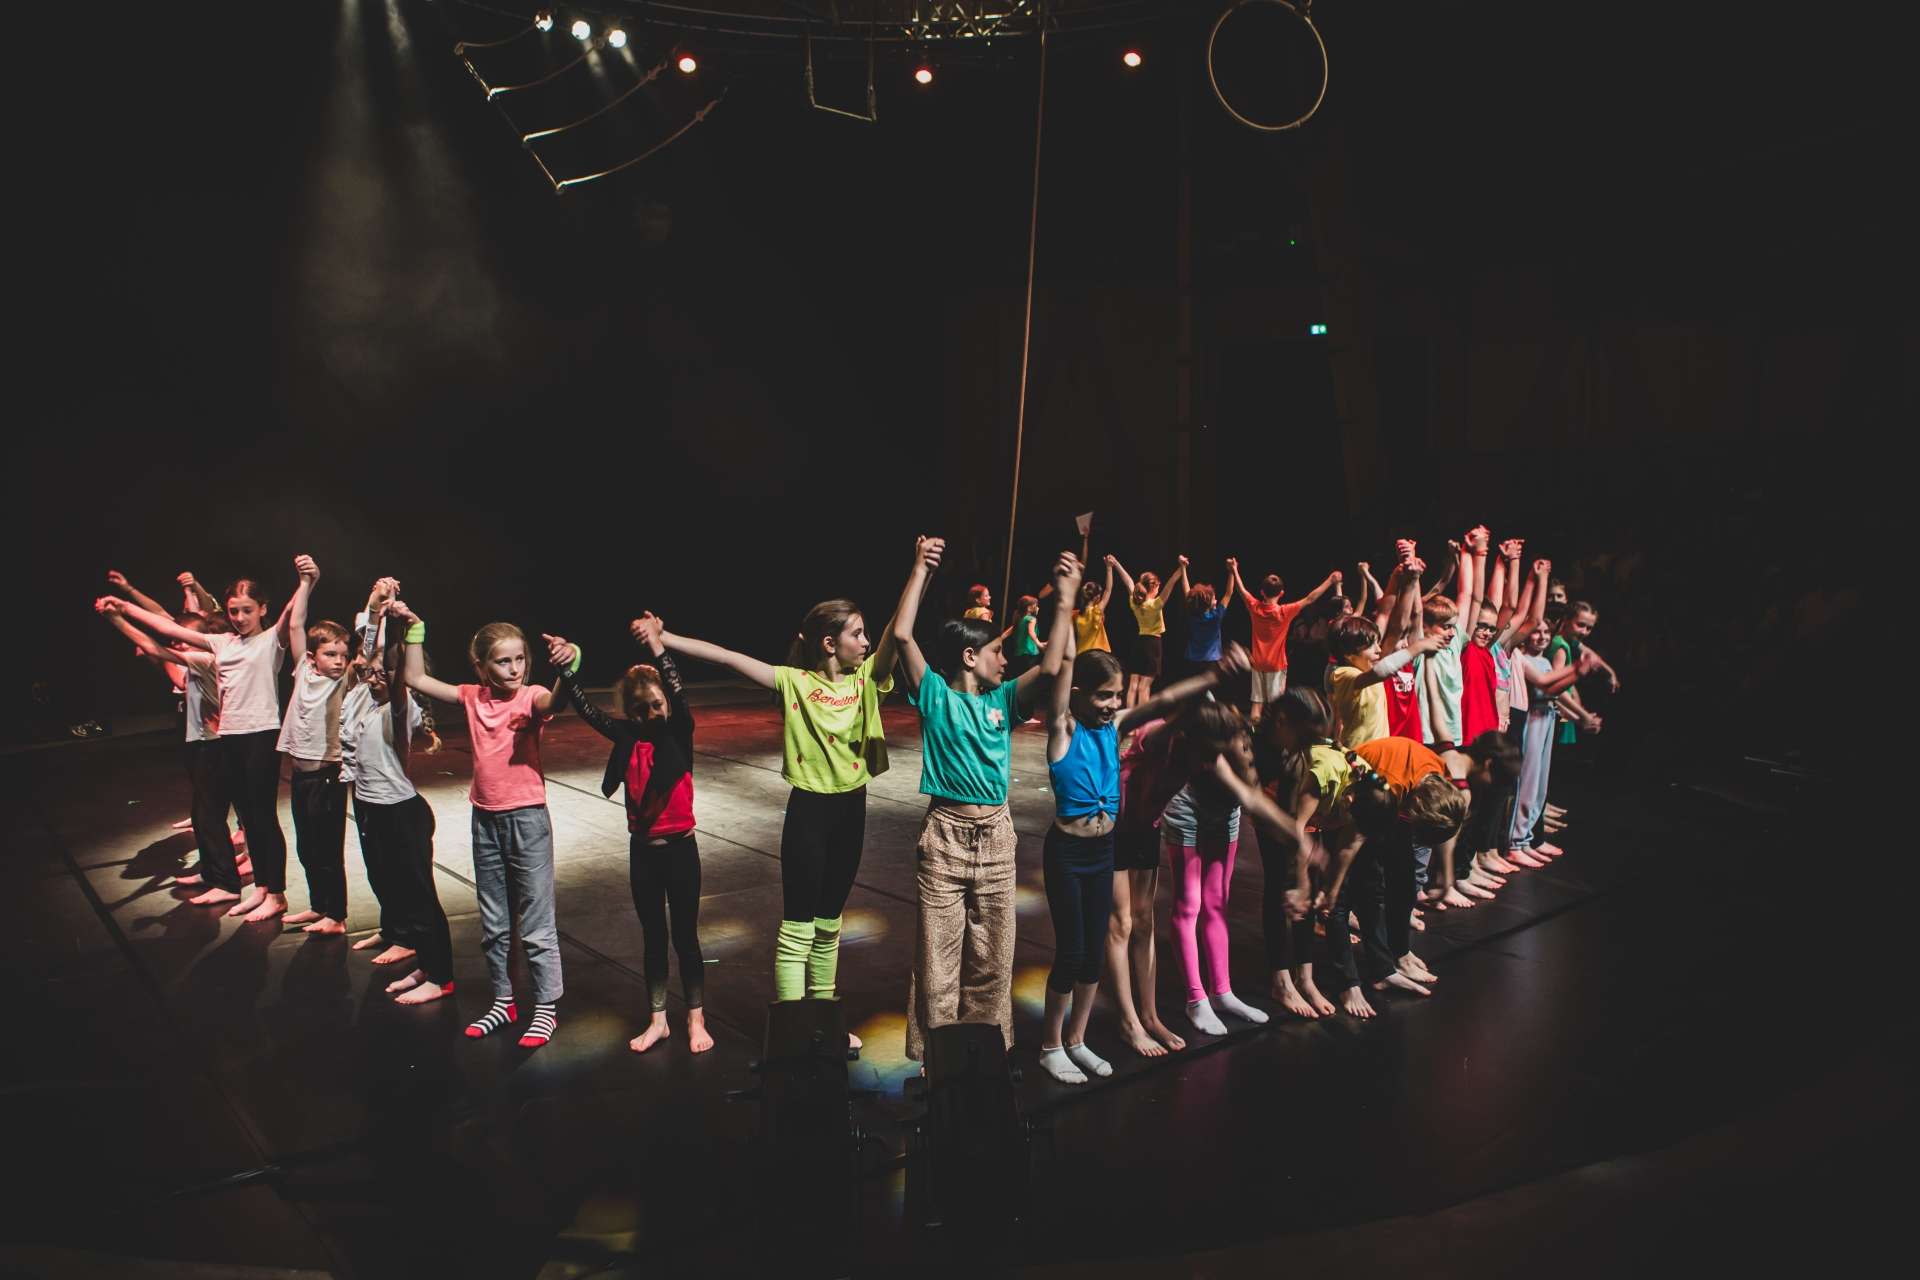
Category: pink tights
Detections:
[{"x1": 1166, "y1": 836, "x2": 1239, "y2": 1004}]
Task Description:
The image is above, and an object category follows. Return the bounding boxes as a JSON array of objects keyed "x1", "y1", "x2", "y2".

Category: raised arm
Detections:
[
  {"x1": 1487, "y1": 558, "x2": 1509, "y2": 628},
  {"x1": 285, "y1": 555, "x2": 319, "y2": 664},
  {"x1": 1352, "y1": 633, "x2": 1438, "y2": 690},
  {"x1": 105, "y1": 570, "x2": 170, "y2": 619},
  {"x1": 658, "y1": 630, "x2": 778, "y2": 691},
  {"x1": 1095, "y1": 556, "x2": 1116, "y2": 611},
  {"x1": 632, "y1": 612, "x2": 694, "y2": 731},
  {"x1": 96, "y1": 595, "x2": 215, "y2": 651},
  {"x1": 1045, "y1": 562, "x2": 1083, "y2": 762},
  {"x1": 889, "y1": 535, "x2": 945, "y2": 698},
  {"x1": 1295, "y1": 570, "x2": 1342, "y2": 611},
  {"x1": 1158, "y1": 557, "x2": 1189, "y2": 606},
  {"x1": 385, "y1": 599, "x2": 464, "y2": 704},
  {"x1": 1107, "y1": 555, "x2": 1138, "y2": 602},
  {"x1": 1116, "y1": 641, "x2": 1248, "y2": 734},
  {"x1": 1221, "y1": 559, "x2": 1241, "y2": 614},
  {"x1": 532, "y1": 632, "x2": 578, "y2": 717},
  {"x1": 1356, "y1": 561, "x2": 1382, "y2": 615},
  {"x1": 1019, "y1": 550, "x2": 1081, "y2": 714},
  {"x1": 180, "y1": 572, "x2": 220, "y2": 618}
]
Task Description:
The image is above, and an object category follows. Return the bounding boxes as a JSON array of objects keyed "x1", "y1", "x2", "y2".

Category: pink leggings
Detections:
[{"x1": 1166, "y1": 835, "x2": 1239, "y2": 1004}]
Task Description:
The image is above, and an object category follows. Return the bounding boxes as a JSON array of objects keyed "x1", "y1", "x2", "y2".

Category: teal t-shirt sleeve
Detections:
[
  {"x1": 1446, "y1": 626, "x2": 1468, "y2": 657},
  {"x1": 997, "y1": 679, "x2": 1023, "y2": 725},
  {"x1": 908, "y1": 671, "x2": 943, "y2": 715}
]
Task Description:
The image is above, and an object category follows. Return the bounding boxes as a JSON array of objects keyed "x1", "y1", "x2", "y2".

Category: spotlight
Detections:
[
  {"x1": 677, "y1": 52, "x2": 698, "y2": 74},
  {"x1": 607, "y1": 25, "x2": 626, "y2": 49},
  {"x1": 534, "y1": 8, "x2": 553, "y2": 32},
  {"x1": 914, "y1": 64, "x2": 934, "y2": 86},
  {"x1": 570, "y1": 18, "x2": 592, "y2": 41},
  {"x1": 1123, "y1": 48, "x2": 1143, "y2": 69}
]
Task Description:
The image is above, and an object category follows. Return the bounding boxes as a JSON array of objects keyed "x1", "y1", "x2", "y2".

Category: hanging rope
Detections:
[
  {"x1": 999, "y1": 25, "x2": 1048, "y2": 621},
  {"x1": 523, "y1": 54, "x2": 672, "y2": 142},
  {"x1": 551, "y1": 90, "x2": 728, "y2": 192}
]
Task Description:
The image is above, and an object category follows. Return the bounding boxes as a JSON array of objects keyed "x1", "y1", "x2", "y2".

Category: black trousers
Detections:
[
  {"x1": 290, "y1": 763, "x2": 349, "y2": 920},
  {"x1": 631, "y1": 831, "x2": 705, "y2": 1011},
  {"x1": 221, "y1": 731, "x2": 287, "y2": 893},
  {"x1": 1042, "y1": 827, "x2": 1114, "y2": 994},
  {"x1": 1322, "y1": 829, "x2": 1414, "y2": 994},
  {"x1": 1258, "y1": 837, "x2": 1315, "y2": 973},
  {"x1": 355, "y1": 794, "x2": 451, "y2": 983},
  {"x1": 184, "y1": 739, "x2": 241, "y2": 891},
  {"x1": 779, "y1": 787, "x2": 866, "y2": 922}
]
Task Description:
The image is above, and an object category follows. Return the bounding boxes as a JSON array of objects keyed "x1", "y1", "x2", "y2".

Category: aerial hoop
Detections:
[{"x1": 1207, "y1": 0, "x2": 1328, "y2": 133}]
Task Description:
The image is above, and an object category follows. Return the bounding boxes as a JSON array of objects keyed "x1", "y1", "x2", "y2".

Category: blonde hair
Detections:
[
  {"x1": 1404, "y1": 773, "x2": 1468, "y2": 839},
  {"x1": 1425, "y1": 596, "x2": 1459, "y2": 626},
  {"x1": 468, "y1": 622, "x2": 527, "y2": 684}
]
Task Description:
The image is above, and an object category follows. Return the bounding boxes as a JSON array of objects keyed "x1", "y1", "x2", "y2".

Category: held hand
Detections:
[
  {"x1": 1283, "y1": 886, "x2": 1310, "y2": 924},
  {"x1": 1533, "y1": 559, "x2": 1552, "y2": 577},
  {"x1": 94, "y1": 595, "x2": 124, "y2": 615},
  {"x1": 177, "y1": 571, "x2": 198, "y2": 588},
  {"x1": 1103, "y1": 554, "x2": 1118, "y2": 568},
  {"x1": 1225, "y1": 556, "x2": 1239, "y2": 571},
  {"x1": 294, "y1": 554, "x2": 320, "y2": 584},
  {"x1": 1500, "y1": 538, "x2": 1524, "y2": 560},
  {"x1": 1054, "y1": 551, "x2": 1084, "y2": 598},
  {"x1": 1356, "y1": 561, "x2": 1370, "y2": 575},
  {"x1": 1407, "y1": 557, "x2": 1427, "y2": 577},
  {"x1": 387, "y1": 598, "x2": 419, "y2": 625},
  {"x1": 369, "y1": 576, "x2": 400, "y2": 605},
  {"x1": 542, "y1": 633, "x2": 577, "y2": 669},
  {"x1": 1177, "y1": 554, "x2": 1190, "y2": 568},
  {"x1": 914, "y1": 535, "x2": 945, "y2": 574},
  {"x1": 1395, "y1": 538, "x2": 1417, "y2": 559},
  {"x1": 1330, "y1": 570, "x2": 1344, "y2": 584},
  {"x1": 106, "y1": 570, "x2": 129, "y2": 590}
]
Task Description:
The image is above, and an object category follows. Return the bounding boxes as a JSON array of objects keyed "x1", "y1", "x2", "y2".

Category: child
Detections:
[
  {"x1": 1419, "y1": 530, "x2": 1488, "y2": 751},
  {"x1": 1073, "y1": 556, "x2": 1116, "y2": 654},
  {"x1": 104, "y1": 559, "x2": 313, "y2": 919},
  {"x1": 963, "y1": 584, "x2": 994, "y2": 623},
  {"x1": 339, "y1": 587, "x2": 455, "y2": 1006},
  {"x1": 657, "y1": 556, "x2": 922, "y2": 1054},
  {"x1": 1105, "y1": 645, "x2": 1252, "y2": 1058},
  {"x1": 1004, "y1": 594, "x2": 1044, "y2": 686},
  {"x1": 391, "y1": 599, "x2": 578, "y2": 1048},
  {"x1": 1327, "y1": 612, "x2": 1441, "y2": 750},
  {"x1": 1252, "y1": 688, "x2": 1353, "y2": 1019},
  {"x1": 1180, "y1": 568, "x2": 1235, "y2": 671},
  {"x1": 1509, "y1": 578, "x2": 1603, "y2": 863},
  {"x1": 1111, "y1": 553, "x2": 1188, "y2": 708},
  {"x1": 572, "y1": 612, "x2": 713, "y2": 1055},
  {"x1": 893, "y1": 538, "x2": 1072, "y2": 1063},
  {"x1": 275, "y1": 560, "x2": 359, "y2": 936},
  {"x1": 1234, "y1": 558, "x2": 1341, "y2": 725}
]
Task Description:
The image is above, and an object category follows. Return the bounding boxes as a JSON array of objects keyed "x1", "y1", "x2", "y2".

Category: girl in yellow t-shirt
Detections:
[
  {"x1": 1073, "y1": 554, "x2": 1116, "y2": 655},
  {"x1": 1111, "y1": 553, "x2": 1189, "y2": 709}
]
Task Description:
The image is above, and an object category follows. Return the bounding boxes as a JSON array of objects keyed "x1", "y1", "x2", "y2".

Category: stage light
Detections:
[
  {"x1": 1123, "y1": 48, "x2": 1143, "y2": 68},
  {"x1": 534, "y1": 8, "x2": 554, "y2": 32},
  {"x1": 914, "y1": 64, "x2": 934, "y2": 85},
  {"x1": 1309, "y1": 323, "x2": 1328, "y2": 335},
  {"x1": 607, "y1": 25, "x2": 626, "y2": 49},
  {"x1": 570, "y1": 18, "x2": 591, "y2": 41},
  {"x1": 677, "y1": 52, "x2": 698, "y2": 74}
]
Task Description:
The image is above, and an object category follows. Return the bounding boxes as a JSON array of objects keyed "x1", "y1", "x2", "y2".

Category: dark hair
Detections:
[
  {"x1": 1464, "y1": 730, "x2": 1523, "y2": 785},
  {"x1": 787, "y1": 599, "x2": 862, "y2": 669},
  {"x1": 1329, "y1": 615, "x2": 1381, "y2": 660},
  {"x1": 1072, "y1": 649, "x2": 1124, "y2": 692},
  {"x1": 1405, "y1": 773, "x2": 1469, "y2": 843},
  {"x1": 1186, "y1": 584, "x2": 1217, "y2": 614},
  {"x1": 1348, "y1": 773, "x2": 1400, "y2": 837},
  {"x1": 1569, "y1": 600, "x2": 1598, "y2": 621},
  {"x1": 1258, "y1": 688, "x2": 1330, "y2": 801},
  {"x1": 1543, "y1": 601, "x2": 1570, "y2": 627},
  {"x1": 172, "y1": 611, "x2": 208, "y2": 632},
  {"x1": 222, "y1": 577, "x2": 270, "y2": 611},
  {"x1": 933, "y1": 617, "x2": 997, "y2": 676},
  {"x1": 1078, "y1": 579, "x2": 1103, "y2": 605},
  {"x1": 1260, "y1": 573, "x2": 1284, "y2": 599},
  {"x1": 307, "y1": 620, "x2": 351, "y2": 651},
  {"x1": 617, "y1": 663, "x2": 669, "y2": 718},
  {"x1": 1016, "y1": 594, "x2": 1039, "y2": 616}
]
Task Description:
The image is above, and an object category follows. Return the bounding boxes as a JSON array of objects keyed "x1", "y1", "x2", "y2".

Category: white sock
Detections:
[
  {"x1": 1066, "y1": 1042, "x2": 1113, "y2": 1078},
  {"x1": 1213, "y1": 991, "x2": 1269, "y2": 1025},
  {"x1": 1038, "y1": 1045, "x2": 1087, "y2": 1085},
  {"x1": 1186, "y1": 998, "x2": 1227, "y2": 1036}
]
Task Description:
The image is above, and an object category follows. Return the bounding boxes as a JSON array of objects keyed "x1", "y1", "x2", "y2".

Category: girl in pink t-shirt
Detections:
[{"x1": 391, "y1": 600, "x2": 579, "y2": 1049}]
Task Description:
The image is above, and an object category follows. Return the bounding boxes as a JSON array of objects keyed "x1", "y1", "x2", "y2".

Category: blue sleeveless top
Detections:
[{"x1": 1049, "y1": 721, "x2": 1121, "y2": 820}]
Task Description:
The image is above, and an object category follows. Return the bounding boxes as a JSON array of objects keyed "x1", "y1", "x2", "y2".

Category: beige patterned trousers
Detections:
[{"x1": 905, "y1": 802, "x2": 1017, "y2": 1061}]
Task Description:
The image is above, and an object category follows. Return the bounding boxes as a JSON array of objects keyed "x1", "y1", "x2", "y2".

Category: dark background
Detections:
[{"x1": 13, "y1": 0, "x2": 1910, "y2": 774}]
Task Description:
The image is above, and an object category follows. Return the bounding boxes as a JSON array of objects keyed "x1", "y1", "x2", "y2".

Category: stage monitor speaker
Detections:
[
  {"x1": 748, "y1": 999, "x2": 859, "y2": 1272},
  {"x1": 909, "y1": 1022, "x2": 1029, "y2": 1238}
]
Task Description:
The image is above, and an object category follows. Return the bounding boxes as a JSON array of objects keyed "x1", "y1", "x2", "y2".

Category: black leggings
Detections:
[
  {"x1": 221, "y1": 731, "x2": 287, "y2": 893},
  {"x1": 355, "y1": 794, "x2": 452, "y2": 983},
  {"x1": 631, "y1": 831, "x2": 705, "y2": 1011},
  {"x1": 1042, "y1": 826, "x2": 1114, "y2": 993},
  {"x1": 779, "y1": 787, "x2": 866, "y2": 922},
  {"x1": 1258, "y1": 838, "x2": 1315, "y2": 973},
  {"x1": 290, "y1": 763, "x2": 349, "y2": 920},
  {"x1": 184, "y1": 740, "x2": 240, "y2": 892},
  {"x1": 1323, "y1": 827, "x2": 1416, "y2": 994}
]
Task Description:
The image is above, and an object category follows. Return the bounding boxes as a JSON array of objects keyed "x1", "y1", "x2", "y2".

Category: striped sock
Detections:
[
  {"x1": 517, "y1": 1003, "x2": 558, "y2": 1048},
  {"x1": 465, "y1": 998, "x2": 516, "y2": 1039}
]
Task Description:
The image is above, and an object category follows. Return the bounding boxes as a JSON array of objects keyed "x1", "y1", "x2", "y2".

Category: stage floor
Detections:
[{"x1": 4, "y1": 685, "x2": 1905, "y2": 1277}]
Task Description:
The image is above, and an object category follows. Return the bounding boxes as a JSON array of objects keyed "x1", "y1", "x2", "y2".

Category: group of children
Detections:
[{"x1": 93, "y1": 525, "x2": 1616, "y2": 1074}]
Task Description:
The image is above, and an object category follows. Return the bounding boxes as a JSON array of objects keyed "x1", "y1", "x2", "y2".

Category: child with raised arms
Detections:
[{"x1": 1111, "y1": 553, "x2": 1187, "y2": 708}]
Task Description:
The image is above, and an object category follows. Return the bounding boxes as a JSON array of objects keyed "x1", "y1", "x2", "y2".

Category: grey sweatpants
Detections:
[{"x1": 471, "y1": 804, "x2": 564, "y2": 1003}]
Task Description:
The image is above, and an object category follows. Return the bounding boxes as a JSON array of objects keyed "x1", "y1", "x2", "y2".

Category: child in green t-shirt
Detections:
[
  {"x1": 893, "y1": 538, "x2": 1077, "y2": 1062},
  {"x1": 657, "y1": 555, "x2": 928, "y2": 1054}
]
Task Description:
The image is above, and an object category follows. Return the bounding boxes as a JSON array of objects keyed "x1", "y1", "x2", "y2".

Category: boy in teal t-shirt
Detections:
[{"x1": 892, "y1": 537, "x2": 1078, "y2": 1061}]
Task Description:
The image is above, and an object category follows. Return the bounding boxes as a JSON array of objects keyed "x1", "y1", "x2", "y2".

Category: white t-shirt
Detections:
[
  {"x1": 276, "y1": 658, "x2": 346, "y2": 761},
  {"x1": 339, "y1": 684, "x2": 422, "y2": 805},
  {"x1": 183, "y1": 660, "x2": 221, "y2": 742},
  {"x1": 207, "y1": 629, "x2": 286, "y2": 736}
]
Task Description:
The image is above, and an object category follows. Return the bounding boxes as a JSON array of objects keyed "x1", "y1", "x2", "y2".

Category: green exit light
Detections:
[{"x1": 1309, "y1": 323, "x2": 1328, "y2": 336}]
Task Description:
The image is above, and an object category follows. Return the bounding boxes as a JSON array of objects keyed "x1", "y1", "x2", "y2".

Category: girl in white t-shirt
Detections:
[{"x1": 109, "y1": 557, "x2": 316, "y2": 921}]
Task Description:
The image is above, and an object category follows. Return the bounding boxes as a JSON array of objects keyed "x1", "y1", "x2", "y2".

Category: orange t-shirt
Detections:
[
  {"x1": 1352, "y1": 736, "x2": 1445, "y2": 794},
  {"x1": 1245, "y1": 594, "x2": 1307, "y2": 672}
]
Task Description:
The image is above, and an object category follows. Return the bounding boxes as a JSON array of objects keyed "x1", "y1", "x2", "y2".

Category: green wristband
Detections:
[
  {"x1": 404, "y1": 621, "x2": 426, "y2": 644},
  {"x1": 563, "y1": 643, "x2": 583, "y2": 677}
]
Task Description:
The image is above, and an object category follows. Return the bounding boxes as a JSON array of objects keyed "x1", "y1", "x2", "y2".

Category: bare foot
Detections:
[
  {"x1": 241, "y1": 893, "x2": 287, "y2": 923},
  {"x1": 1441, "y1": 885, "x2": 1476, "y2": 909},
  {"x1": 1478, "y1": 852, "x2": 1516, "y2": 874},
  {"x1": 1271, "y1": 973, "x2": 1318, "y2": 1019},
  {"x1": 629, "y1": 1014, "x2": 671, "y2": 1053},
  {"x1": 225, "y1": 889, "x2": 265, "y2": 918},
  {"x1": 302, "y1": 917, "x2": 346, "y2": 935},
  {"x1": 1534, "y1": 841, "x2": 1565, "y2": 858},
  {"x1": 847, "y1": 1032, "x2": 862, "y2": 1052},
  {"x1": 351, "y1": 932, "x2": 386, "y2": 952},
  {"x1": 1296, "y1": 972, "x2": 1337, "y2": 1017},
  {"x1": 372, "y1": 945, "x2": 416, "y2": 966},
  {"x1": 687, "y1": 1009, "x2": 715, "y2": 1054},
  {"x1": 1143, "y1": 1017, "x2": 1187, "y2": 1052},
  {"x1": 1399, "y1": 953, "x2": 1437, "y2": 983},
  {"x1": 283, "y1": 910, "x2": 320, "y2": 925},
  {"x1": 1507, "y1": 848, "x2": 1548, "y2": 868},
  {"x1": 1466, "y1": 869, "x2": 1506, "y2": 890},
  {"x1": 236, "y1": 855, "x2": 253, "y2": 876},
  {"x1": 385, "y1": 968, "x2": 427, "y2": 994},
  {"x1": 394, "y1": 977, "x2": 451, "y2": 1005},
  {"x1": 1460, "y1": 880, "x2": 1496, "y2": 900},
  {"x1": 189, "y1": 886, "x2": 241, "y2": 906},
  {"x1": 171, "y1": 817, "x2": 194, "y2": 830},
  {"x1": 1545, "y1": 803, "x2": 1566, "y2": 817},
  {"x1": 1340, "y1": 988, "x2": 1377, "y2": 1018},
  {"x1": 1120, "y1": 1020, "x2": 1169, "y2": 1057},
  {"x1": 1373, "y1": 972, "x2": 1431, "y2": 997},
  {"x1": 174, "y1": 872, "x2": 204, "y2": 886},
  {"x1": 1542, "y1": 818, "x2": 1567, "y2": 833},
  {"x1": 1409, "y1": 908, "x2": 1427, "y2": 932}
]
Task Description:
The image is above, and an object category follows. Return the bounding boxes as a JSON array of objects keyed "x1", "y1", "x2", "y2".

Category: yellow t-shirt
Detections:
[
  {"x1": 1329, "y1": 665, "x2": 1387, "y2": 749},
  {"x1": 1129, "y1": 595, "x2": 1167, "y2": 637},
  {"x1": 1074, "y1": 605, "x2": 1111, "y2": 653},
  {"x1": 773, "y1": 653, "x2": 894, "y2": 793}
]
